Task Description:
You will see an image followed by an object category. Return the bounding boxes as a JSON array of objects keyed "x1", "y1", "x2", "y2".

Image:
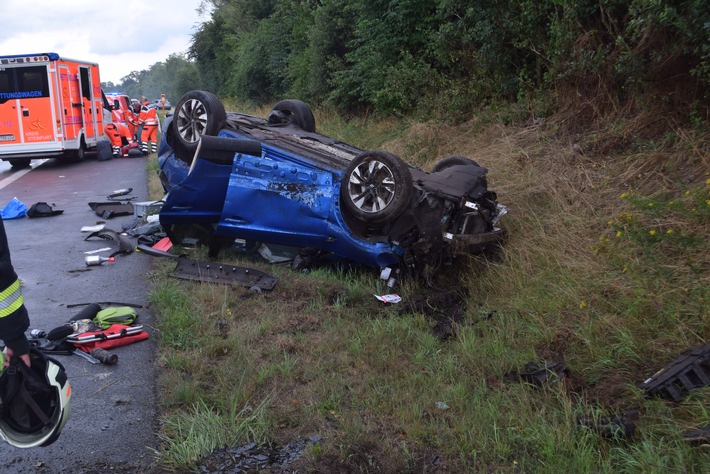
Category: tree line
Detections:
[{"x1": 109, "y1": 0, "x2": 709, "y2": 122}]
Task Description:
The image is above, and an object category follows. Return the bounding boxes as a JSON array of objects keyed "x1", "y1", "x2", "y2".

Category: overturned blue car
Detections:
[{"x1": 158, "y1": 90, "x2": 507, "y2": 278}]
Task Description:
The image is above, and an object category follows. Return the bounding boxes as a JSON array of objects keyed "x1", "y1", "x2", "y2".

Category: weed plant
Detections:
[{"x1": 148, "y1": 106, "x2": 709, "y2": 472}]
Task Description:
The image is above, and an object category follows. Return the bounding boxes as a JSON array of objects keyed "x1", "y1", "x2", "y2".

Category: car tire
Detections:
[
  {"x1": 432, "y1": 155, "x2": 481, "y2": 172},
  {"x1": 269, "y1": 99, "x2": 316, "y2": 133},
  {"x1": 341, "y1": 151, "x2": 413, "y2": 225},
  {"x1": 173, "y1": 90, "x2": 226, "y2": 164}
]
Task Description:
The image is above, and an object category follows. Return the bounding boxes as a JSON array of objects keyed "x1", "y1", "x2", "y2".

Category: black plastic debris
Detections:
[
  {"x1": 173, "y1": 257, "x2": 278, "y2": 291},
  {"x1": 27, "y1": 202, "x2": 64, "y2": 218},
  {"x1": 106, "y1": 188, "x2": 134, "y2": 201},
  {"x1": 683, "y1": 426, "x2": 710, "y2": 446},
  {"x1": 198, "y1": 436, "x2": 321, "y2": 474},
  {"x1": 640, "y1": 342, "x2": 710, "y2": 402},
  {"x1": 506, "y1": 361, "x2": 570, "y2": 386},
  {"x1": 84, "y1": 228, "x2": 134, "y2": 257},
  {"x1": 88, "y1": 201, "x2": 134, "y2": 219},
  {"x1": 400, "y1": 288, "x2": 469, "y2": 340},
  {"x1": 577, "y1": 410, "x2": 638, "y2": 439},
  {"x1": 400, "y1": 288, "x2": 468, "y2": 318}
]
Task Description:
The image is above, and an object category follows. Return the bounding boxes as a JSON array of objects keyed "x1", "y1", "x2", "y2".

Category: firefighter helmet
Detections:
[{"x1": 0, "y1": 348, "x2": 71, "y2": 448}]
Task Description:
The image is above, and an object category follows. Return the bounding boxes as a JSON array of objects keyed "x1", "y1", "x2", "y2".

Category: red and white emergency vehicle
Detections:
[
  {"x1": 105, "y1": 92, "x2": 131, "y2": 125},
  {"x1": 0, "y1": 52, "x2": 109, "y2": 168}
]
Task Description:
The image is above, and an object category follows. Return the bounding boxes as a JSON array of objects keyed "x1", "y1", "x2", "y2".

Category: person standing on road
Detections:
[
  {"x1": 0, "y1": 217, "x2": 30, "y2": 368},
  {"x1": 126, "y1": 101, "x2": 141, "y2": 141},
  {"x1": 138, "y1": 97, "x2": 159, "y2": 155},
  {"x1": 0, "y1": 219, "x2": 71, "y2": 449}
]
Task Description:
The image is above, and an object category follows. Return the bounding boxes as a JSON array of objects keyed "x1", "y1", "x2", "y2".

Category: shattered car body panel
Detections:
[{"x1": 158, "y1": 90, "x2": 506, "y2": 275}]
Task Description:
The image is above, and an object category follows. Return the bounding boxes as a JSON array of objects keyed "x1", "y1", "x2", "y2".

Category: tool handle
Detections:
[{"x1": 90, "y1": 348, "x2": 118, "y2": 365}]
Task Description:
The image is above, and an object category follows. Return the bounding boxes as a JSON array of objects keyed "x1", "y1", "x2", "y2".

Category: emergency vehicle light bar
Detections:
[{"x1": 0, "y1": 53, "x2": 59, "y2": 65}]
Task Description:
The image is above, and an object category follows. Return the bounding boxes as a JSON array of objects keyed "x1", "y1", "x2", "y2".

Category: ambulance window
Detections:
[
  {"x1": 0, "y1": 70, "x2": 11, "y2": 94},
  {"x1": 80, "y1": 67, "x2": 91, "y2": 100},
  {"x1": 17, "y1": 66, "x2": 50, "y2": 98}
]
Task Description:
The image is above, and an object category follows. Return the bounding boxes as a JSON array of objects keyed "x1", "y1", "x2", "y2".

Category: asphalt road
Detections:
[{"x1": 0, "y1": 155, "x2": 160, "y2": 473}]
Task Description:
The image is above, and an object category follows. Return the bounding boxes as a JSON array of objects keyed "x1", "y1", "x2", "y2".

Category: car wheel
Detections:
[
  {"x1": 341, "y1": 151, "x2": 413, "y2": 225},
  {"x1": 173, "y1": 90, "x2": 226, "y2": 163},
  {"x1": 432, "y1": 155, "x2": 480, "y2": 172},
  {"x1": 269, "y1": 99, "x2": 316, "y2": 133}
]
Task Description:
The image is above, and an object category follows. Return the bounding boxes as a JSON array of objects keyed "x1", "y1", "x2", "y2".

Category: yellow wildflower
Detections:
[
  {"x1": 620, "y1": 193, "x2": 629, "y2": 199},
  {"x1": 579, "y1": 301, "x2": 587, "y2": 309},
  {"x1": 616, "y1": 231, "x2": 623, "y2": 237},
  {"x1": 649, "y1": 230, "x2": 657, "y2": 236},
  {"x1": 666, "y1": 229, "x2": 673, "y2": 234}
]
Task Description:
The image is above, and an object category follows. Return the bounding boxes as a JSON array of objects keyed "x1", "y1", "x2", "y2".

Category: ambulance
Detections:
[
  {"x1": 0, "y1": 52, "x2": 109, "y2": 169},
  {"x1": 105, "y1": 92, "x2": 132, "y2": 124}
]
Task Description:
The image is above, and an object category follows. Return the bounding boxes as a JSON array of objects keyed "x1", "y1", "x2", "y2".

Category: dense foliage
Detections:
[{"x1": 111, "y1": 0, "x2": 710, "y2": 120}]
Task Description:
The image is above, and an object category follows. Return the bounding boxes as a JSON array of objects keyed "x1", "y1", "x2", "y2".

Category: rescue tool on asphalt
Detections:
[{"x1": 158, "y1": 90, "x2": 507, "y2": 279}]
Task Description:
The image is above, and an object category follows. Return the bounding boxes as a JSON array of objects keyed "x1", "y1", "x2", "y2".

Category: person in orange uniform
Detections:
[
  {"x1": 104, "y1": 122, "x2": 133, "y2": 157},
  {"x1": 138, "y1": 97, "x2": 159, "y2": 155},
  {"x1": 125, "y1": 102, "x2": 141, "y2": 141},
  {"x1": 111, "y1": 105, "x2": 124, "y2": 125}
]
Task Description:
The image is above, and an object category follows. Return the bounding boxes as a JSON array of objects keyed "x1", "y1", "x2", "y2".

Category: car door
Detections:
[{"x1": 217, "y1": 152, "x2": 335, "y2": 247}]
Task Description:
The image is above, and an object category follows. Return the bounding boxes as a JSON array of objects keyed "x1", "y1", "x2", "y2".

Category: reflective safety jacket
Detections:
[
  {"x1": 125, "y1": 110, "x2": 139, "y2": 136},
  {"x1": 138, "y1": 105, "x2": 158, "y2": 127},
  {"x1": 105, "y1": 122, "x2": 133, "y2": 147},
  {"x1": 111, "y1": 108, "x2": 125, "y2": 124},
  {"x1": 0, "y1": 218, "x2": 29, "y2": 354}
]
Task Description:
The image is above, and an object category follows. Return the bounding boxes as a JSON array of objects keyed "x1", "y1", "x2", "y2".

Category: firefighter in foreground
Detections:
[
  {"x1": 0, "y1": 217, "x2": 71, "y2": 448},
  {"x1": 0, "y1": 218, "x2": 30, "y2": 369},
  {"x1": 138, "y1": 97, "x2": 159, "y2": 155}
]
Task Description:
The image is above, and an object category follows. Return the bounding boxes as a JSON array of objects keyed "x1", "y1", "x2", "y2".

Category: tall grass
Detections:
[{"x1": 148, "y1": 106, "x2": 710, "y2": 471}]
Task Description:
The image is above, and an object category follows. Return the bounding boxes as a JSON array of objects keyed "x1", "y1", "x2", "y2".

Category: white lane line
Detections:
[{"x1": 0, "y1": 159, "x2": 49, "y2": 190}]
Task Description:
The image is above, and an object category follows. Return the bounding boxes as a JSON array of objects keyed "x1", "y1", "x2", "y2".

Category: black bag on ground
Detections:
[{"x1": 27, "y1": 202, "x2": 63, "y2": 218}]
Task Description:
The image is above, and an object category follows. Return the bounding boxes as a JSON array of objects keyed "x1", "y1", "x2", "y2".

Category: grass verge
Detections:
[{"x1": 147, "y1": 104, "x2": 709, "y2": 472}]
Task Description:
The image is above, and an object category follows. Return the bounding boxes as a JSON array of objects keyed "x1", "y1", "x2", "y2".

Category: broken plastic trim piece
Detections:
[
  {"x1": 506, "y1": 361, "x2": 570, "y2": 386},
  {"x1": 136, "y1": 243, "x2": 182, "y2": 259},
  {"x1": 640, "y1": 342, "x2": 710, "y2": 401},
  {"x1": 107, "y1": 188, "x2": 134, "y2": 200},
  {"x1": 84, "y1": 228, "x2": 134, "y2": 257},
  {"x1": 577, "y1": 410, "x2": 638, "y2": 439},
  {"x1": 172, "y1": 257, "x2": 278, "y2": 291},
  {"x1": 88, "y1": 201, "x2": 135, "y2": 218}
]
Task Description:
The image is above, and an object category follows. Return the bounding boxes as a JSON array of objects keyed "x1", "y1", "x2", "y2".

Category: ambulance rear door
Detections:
[
  {"x1": 78, "y1": 65, "x2": 100, "y2": 143},
  {"x1": 0, "y1": 60, "x2": 61, "y2": 155}
]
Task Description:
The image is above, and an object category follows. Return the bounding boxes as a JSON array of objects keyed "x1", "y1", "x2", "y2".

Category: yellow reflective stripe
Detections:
[{"x1": 0, "y1": 279, "x2": 24, "y2": 318}]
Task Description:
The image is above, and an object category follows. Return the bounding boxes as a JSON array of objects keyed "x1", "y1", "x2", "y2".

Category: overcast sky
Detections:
[{"x1": 0, "y1": 0, "x2": 207, "y2": 84}]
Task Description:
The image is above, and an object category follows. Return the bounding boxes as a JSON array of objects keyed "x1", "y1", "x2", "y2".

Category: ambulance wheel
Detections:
[
  {"x1": 10, "y1": 158, "x2": 31, "y2": 169},
  {"x1": 68, "y1": 142, "x2": 86, "y2": 162},
  {"x1": 173, "y1": 90, "x2": 227, "y2": 164}
]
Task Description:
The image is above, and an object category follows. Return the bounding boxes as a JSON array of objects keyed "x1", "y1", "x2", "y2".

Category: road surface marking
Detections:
[{"x1": 0, "y1": 160, "x2": 48, "y2": 190}]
